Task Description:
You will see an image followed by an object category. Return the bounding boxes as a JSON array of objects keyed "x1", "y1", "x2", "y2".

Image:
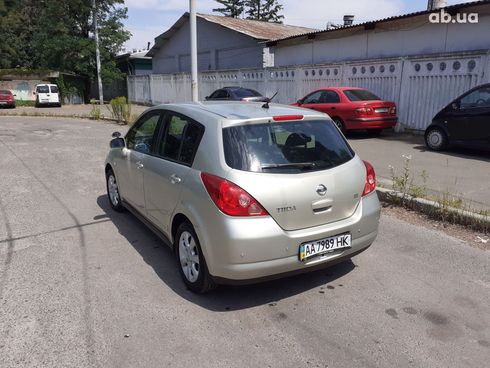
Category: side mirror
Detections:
[
  {"x1": 297, "y1": 99, "x2": 303, "y2": 105},
  {"x1": 205, "y1": 96, "x2": 209, "y2": 100},
  {"x1": 112, "y1": 131, "x2": 122, "y2": 138},
  {"x1": 110, "y1": 138, "x2": 125, "y2": 148},
  {"x1": 451, "y1": 102, "x2": 460, "y2": 110},
  {"x1": 33, "y1": 91, "x2": 36, "y2": 95}
]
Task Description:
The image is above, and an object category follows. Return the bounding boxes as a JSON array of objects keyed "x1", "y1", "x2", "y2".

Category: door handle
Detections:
[
  {"x1": 169, "y1": 174, "x2": 182, "y2": 184},
  {"x1": 136, "y1": 161, "x2": 144, "y2": 169},
  {"x1": 331, "y1": 107, "x2": 336, "y2": 110}
]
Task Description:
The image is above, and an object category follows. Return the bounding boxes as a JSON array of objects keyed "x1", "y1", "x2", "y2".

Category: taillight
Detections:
[
  {"x1": 201, "y1": 173, "x2": 269, "y2": 217},
  {"x1": 390, "y1": 106, "x2": 397, "y2": 114},
  {"x1": 362, "y1": 161, "x2": 376, "y2": 197},
  {"x1": 355, "y1": 107, "x2": 373, "y2": 115},
  {"x1": 272, "y1": 115, "x2": 304, "y2": 121}
]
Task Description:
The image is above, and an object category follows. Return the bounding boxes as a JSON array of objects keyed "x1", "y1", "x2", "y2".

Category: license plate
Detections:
[
  {"x1": 0, "y1": 101, "x2": 6, "y2": 104},
  {"x1": 299, "y1": 233, "x2": 351, "y2": 262},
  {"x1": 375, "y1": 107, "x2": 389, "y2": 113}
]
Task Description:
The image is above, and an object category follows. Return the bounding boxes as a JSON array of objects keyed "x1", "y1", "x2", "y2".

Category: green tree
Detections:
[
  {"x1": 245, "y1": 0, "x2": 284, "y2": 23},
  {"x1": 0, "y1": 0, "x2": 130, "y2": 83},
  {"x1": 213, "y1": 0, "x2": 245, "y2": 18}
]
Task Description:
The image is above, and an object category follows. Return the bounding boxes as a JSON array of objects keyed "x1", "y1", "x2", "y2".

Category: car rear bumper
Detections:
[
  {"x1": 198, "y1": 191, "x2": 381, "y2": 282},
  {"x1": 347, "y1": 117, "x2": 397, "y2": 130}
]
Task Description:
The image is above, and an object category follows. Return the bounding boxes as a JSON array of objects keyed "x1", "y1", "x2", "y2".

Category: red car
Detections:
[
  {"x1": 293, "y1": 87, "x2": 397, "y2": 133},
  {"x1": 0, "y1": 90, "x2": 16, "y2": 108}
]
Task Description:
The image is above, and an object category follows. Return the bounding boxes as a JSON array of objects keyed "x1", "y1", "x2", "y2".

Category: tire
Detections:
[
  {"x1": 175, "y1": 222, "x2": 216, "y2": 293},
  {"x1": 106, "y1": 168, "x2": 125, "y2": 212},
  {"x1": 333, "y1": 117, "x2": 346, "y2": 134},
  {"x1": 425, "y1": 127, "x2": 448, "y2": 151}
]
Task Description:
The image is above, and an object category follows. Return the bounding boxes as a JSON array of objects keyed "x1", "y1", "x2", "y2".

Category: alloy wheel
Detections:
[
  {"x1": 179, "y1": 231, "x2": 200, "y2": 283},
  {"x1": 107, "y1": 174, "x2": 120, "y2": 207}
]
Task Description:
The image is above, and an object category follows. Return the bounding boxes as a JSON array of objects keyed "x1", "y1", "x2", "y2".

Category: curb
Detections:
[
  {"x1": 0, "y1": 112, "x2": 125, "y2": 124},
  {"x1": 376, "y1": 187, "x2": 490, "y2": 232}
]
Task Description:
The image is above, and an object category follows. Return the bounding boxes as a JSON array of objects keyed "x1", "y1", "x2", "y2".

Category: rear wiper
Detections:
[{"x1": 261, "y1": 162, "x2": 317, "y2": 170}]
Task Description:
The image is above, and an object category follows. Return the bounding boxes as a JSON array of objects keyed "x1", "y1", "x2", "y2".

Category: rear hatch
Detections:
[
  {"x1": 343, "y1": 89, "x2": 397, "y2": 117},
  {"x1": 223, "y1": 118, "x2": 366, "y2": 231}
]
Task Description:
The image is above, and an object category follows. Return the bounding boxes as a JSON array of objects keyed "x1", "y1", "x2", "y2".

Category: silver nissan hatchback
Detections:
[{"x1": 105, "y1": 102, "x2": 381, "y2": 292}]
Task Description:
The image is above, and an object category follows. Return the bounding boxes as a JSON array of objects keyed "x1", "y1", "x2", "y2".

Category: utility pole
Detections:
[
  {"x1": 190, "y1": 0, "x2": 198, "y2": 102},
  {"x1": 93, "y1": 0, "x2": 104, "y2": 105}
]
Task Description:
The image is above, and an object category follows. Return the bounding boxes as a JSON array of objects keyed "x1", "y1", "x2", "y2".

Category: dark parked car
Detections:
[
  {"x1": 292, "y1": 87, "x2": 397, "y2": 134},
  {"x1": 425, "y1": 84, "x2": 490, "y2": 151},
  {"x1": 205, "y1": 87, "x2": 268, "y2": 102},
  {"x1": 0, "y1": 90, "x2": 16, "y2": 108}
]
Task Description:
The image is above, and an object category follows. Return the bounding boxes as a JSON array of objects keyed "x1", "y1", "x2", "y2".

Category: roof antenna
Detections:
[{"x1": 262, "y1": 91, "x2": 278, "y2": 109}]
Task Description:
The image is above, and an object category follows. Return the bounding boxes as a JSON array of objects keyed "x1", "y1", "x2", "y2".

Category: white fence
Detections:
[{"x1": 128, "y1": 51, "x2": 490, "y2": 131}]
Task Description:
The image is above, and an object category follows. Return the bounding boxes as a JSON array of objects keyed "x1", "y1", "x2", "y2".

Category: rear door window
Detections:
[
  {"x1": 50, "y1": 85, "x2": 59, "y2": 93},
  {"x1": 36, "y1": 86, "x2": 49, "y2": 93},
  {"x1": 322, "y1": 90, "x2": 341, "y2": 103},
  {"x1": 158, "y1": 113, "x2": 204, "y2": 165},
  {"x1": 223, "y1": 120, "x2": 354, "y2": 173}
]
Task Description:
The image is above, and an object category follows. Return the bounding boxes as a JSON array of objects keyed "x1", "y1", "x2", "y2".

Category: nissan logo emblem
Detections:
[{"x1": 316, "y1": 184, "x2": 327, "y2": 196}]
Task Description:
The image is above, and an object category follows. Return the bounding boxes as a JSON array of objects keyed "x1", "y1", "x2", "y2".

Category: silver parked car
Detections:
[{"x1": 105, "y1": 102, "x2": 381, "y2": 293}]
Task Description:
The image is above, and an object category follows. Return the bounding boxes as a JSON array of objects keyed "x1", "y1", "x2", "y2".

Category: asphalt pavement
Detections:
[
  {"x1": 348, "y1": 131, "x2": 490, "y2": 212},
  {"x1": 0, "y1": 116, "x2": 489, "y2": 368}
]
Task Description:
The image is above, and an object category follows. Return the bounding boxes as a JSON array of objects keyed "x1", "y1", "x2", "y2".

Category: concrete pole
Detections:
[
  {"x1": 190, "y1": 0, "x2": 198, "y2": 102},
  {"x1": 93, "y1": 0, "x2": 104, "y2": 105}
]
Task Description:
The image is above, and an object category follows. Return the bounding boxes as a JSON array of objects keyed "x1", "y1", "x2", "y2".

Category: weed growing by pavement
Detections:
[
  {"x1": 89, "y1": 99, "x2": 102, "y2": 120},
  {"x1": 108, "y1": 96, "x2": 133, "y2": 124},
  {"x1": 389, "y1": 154, "x2": 428, "y2": 205},
  {"x1": 386, "y1": 154, "x2": 489, "y2": 233}
]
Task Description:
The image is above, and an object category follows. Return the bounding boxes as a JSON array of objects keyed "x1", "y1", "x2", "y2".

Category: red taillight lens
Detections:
[
  {"x1": 355, "y1": 107, "x2": 373, "y2": 115},
  {"x1": 362, "y1": 161, "x2": 376, "y2": 197},
  {"x1": 272, "y1": 115, "x2": 304, "y2": 121},
  {"x1": 201, "y1": 173, "x2": 269, "y2": 217},
  {"x1": 390, "y1": 106, "x2": 397, "y2": 114}
]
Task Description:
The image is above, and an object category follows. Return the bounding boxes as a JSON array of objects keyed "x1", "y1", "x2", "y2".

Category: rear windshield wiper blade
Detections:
[{"x1": 261, "y1": 162, "x2": 317, "y2": 170}]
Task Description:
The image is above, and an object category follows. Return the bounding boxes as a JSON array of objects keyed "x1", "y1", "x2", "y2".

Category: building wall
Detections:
[
  {"x1": 0, "y1": 79, "x2": 42, "y2": 101},
  {"x1": 152, "y1": 17, "x2": 264, "y2": 74},
  {"x1": 273, "y1": 14, "x2": 490, "y2": 66}
]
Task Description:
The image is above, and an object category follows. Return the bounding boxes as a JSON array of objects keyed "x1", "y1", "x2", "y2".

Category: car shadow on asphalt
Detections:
[{"x1": 97, "y1": 195, "x2": 356, "y2": 311}]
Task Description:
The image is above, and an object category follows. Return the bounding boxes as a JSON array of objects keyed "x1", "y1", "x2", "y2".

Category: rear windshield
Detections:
[
  {"x1": 223, "y1": 120, "x2": 354, "y2": 173},
  {"x1": 36, "y1": 86, "x2": 49, "y2": 93},
  {"x1": 233, "y1": 88, "x2": 262, "y2": 98},
  {"x1": 344, "y1": 89, "x2": 380, "y2": 101},
  {"x1": 50, "y1": 85, "x2": 59, "y2": 93},
  {"x1": 0, "y1": 90, "x2": 11, "y2": 95}
]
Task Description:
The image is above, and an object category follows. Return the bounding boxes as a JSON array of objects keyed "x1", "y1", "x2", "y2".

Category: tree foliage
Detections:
[
  {"x1": 0, "y1": 0, "x2": 130, "y2": 83},
  {"x1": 213, "y1": 0, "x2": 284, "y2": 23},
  {"x1": 213, "y1": 0, "x2": 245, "y2": 18},
  {"x1": 245, "y1": 0, "x2": 284, "y2": 23}
]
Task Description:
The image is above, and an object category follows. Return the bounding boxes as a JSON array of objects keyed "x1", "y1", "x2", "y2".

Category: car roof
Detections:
[
  {"x1": 149, "y1": 101, "x2": 326, "y2": 122},
  {"x1": 36, "y1": 83, "x2": 57, "y2": 87}
]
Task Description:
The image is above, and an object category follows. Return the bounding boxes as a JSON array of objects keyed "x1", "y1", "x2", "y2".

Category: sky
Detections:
[{"x1": 122, "y1": 0, "x2": 476, "y2": 52}]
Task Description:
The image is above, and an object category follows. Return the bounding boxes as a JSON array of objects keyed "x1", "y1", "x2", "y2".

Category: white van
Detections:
[{"x1": 34, "y1": 84, "x2": 61, "y2": 107}]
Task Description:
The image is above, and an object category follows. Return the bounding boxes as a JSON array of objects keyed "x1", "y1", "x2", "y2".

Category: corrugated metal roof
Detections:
[
  {"x1": 147, "y1": 13, "x2": 317, "y2": 57},
  {"x1": 197, "y1": 13, "x2": 316, "y2": 40},
  {"x1": 266, "y1": 0, "x2": 490, "y2": 45}
]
